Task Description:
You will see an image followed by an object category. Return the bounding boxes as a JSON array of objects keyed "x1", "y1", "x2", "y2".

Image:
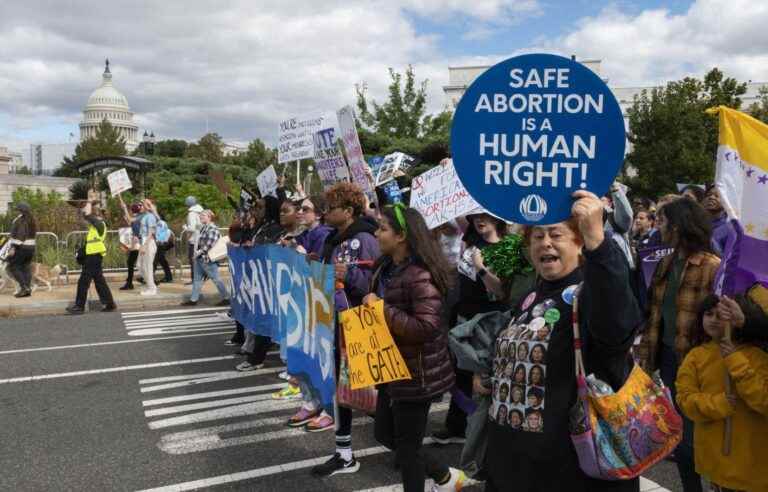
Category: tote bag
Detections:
[{"x1": 569, "y1": 285, "x2": 683, "y2": 480}]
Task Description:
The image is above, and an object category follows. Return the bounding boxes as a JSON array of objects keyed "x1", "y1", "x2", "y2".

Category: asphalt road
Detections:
[{"x1": 0, "y1": 308, "x2": 683, "y2": 491}]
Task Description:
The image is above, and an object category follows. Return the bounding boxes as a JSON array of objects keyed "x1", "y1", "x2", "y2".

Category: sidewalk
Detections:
[{"x1": 0, "y1": 271, "x2": 232, "y2": 318}]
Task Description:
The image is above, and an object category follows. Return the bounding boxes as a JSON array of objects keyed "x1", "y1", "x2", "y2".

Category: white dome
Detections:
[
  {"x1": 85, "y1": 65, "x2": 130, "y2": 111},
  {"x1": 80, "y1": 59, "x2": 140, "y2": 151}
]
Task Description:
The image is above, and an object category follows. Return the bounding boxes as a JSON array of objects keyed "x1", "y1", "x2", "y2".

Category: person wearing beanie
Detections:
[
  {"x1": 6, "y1": 202, "x2": 37, "y2": 297},
  {"x1": 182, "y1": 196, "x2": 205, "y2": 284}
]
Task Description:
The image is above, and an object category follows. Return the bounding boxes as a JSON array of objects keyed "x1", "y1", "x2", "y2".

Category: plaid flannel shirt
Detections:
[
  {"x1": 195, "y1": 224, "x2": 220, "y2": 263},
  {"x1": 637, "y1": 250, "x2": 721, "y2": 372}
]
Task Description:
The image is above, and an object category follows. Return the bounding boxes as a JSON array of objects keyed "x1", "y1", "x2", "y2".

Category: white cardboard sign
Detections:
[
  {"x1": 409, "y1": 159, "x2": 480, "y2": 229},
  {"x1": 256, "y1": 165, "x2": 279, "y2": 198},
  {"x1": 278, "y1": 114, "x2": 328, "y2": 164},
  {"x1": 107, "y1": 168, "x2": 132, "y2": 196}
]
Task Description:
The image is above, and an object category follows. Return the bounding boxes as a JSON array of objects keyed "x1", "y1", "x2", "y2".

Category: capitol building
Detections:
[{"x1": 79, "y1": 59, "x2": 139, "y2": 151}]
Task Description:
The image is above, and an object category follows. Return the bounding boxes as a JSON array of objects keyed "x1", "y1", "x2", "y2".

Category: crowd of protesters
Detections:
[{"x1": 2, "y1": 170, "x2": 765, "y2": 492}]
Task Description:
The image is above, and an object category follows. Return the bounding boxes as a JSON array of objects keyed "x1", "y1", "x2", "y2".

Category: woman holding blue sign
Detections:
[
  {"x1": 364, "y1": 203, "x2": 465, "y2": 492},
  {"x1": 479, "y1": 191, "x2": 642, "y2": 492}
]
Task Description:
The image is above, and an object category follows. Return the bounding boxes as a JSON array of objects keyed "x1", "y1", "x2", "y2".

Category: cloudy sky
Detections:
[{"x1": 2, "y1": 0, "x2": 767, "y2": 155}]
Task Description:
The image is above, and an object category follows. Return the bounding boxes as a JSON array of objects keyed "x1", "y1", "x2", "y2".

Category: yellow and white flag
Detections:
[{"x1": 707, "y1": 106, "x2": 768, "y2": 294}]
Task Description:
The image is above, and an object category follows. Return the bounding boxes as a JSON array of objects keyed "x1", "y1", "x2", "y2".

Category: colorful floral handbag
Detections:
[{"x1": 569, "y1": 286, "x2": 683, "y2": 480}]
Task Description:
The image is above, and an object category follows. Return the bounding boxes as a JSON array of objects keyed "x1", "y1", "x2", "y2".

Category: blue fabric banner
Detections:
[{"x1": 228, "y1": 245, "x2": 336, "y2": 415}]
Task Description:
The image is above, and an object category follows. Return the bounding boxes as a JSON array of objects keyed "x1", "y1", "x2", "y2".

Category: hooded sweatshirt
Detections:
[
  {"x1": 321, "y1": 217, "x2": 380, "y2": 312},
  {"x1": 186, "y1": 204, "x2": 204, "y2": 245}
]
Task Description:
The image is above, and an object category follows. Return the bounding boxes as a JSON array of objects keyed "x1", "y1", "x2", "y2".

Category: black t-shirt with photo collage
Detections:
[{"x1": 488, "y1": 268, "x2": 582, "y2": 450}]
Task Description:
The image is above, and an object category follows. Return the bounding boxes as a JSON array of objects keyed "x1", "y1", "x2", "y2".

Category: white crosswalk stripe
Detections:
[{"x1": 122, "y1": 308, "x2": 235, "y2": 337}]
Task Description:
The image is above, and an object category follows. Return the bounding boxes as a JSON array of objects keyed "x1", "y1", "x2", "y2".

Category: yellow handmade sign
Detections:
[{"x1": 339, "y1": 300, "x2": 412, "y2": 390}]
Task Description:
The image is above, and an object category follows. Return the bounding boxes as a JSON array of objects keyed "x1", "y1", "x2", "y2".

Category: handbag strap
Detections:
[{"x1": 572, "y1": 283, "x2": 587, "y2": 379}]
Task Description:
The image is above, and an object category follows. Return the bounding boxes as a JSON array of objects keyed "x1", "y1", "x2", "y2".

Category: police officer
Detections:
[{"x1": 66, "y1": 202, "x2": 117, "y2": 314}]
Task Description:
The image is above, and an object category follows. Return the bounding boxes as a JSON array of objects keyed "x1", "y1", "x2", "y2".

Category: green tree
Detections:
[
  {"x1": 226, "y1": 138, "x2": 277, "y2": 172},
  {"x1": 154, "y1": 139, "x2": 189, "y2": 158},
  {"x1": 356, "y1": 65, "x2": 428, "y2": 140},
  {"x1": 625, "y1": 68, "x2": 747, "y2": 198},
  {"x1": 748, "y1": 86, "x2": 768, "y2": 123},
  {"x1": 185, "y1": 133, "x2": 224, "y2": 163},
  {"x1": 54, "y1": 119, "x2": 127, "y2": 177}
]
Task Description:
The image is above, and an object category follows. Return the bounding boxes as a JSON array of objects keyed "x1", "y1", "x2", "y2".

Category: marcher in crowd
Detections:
[
  {"x1": 681, "y1": 185, "x2": 705, "y2": 204},
  {"x1": 632, "y1": 209, "x2": 660, "y2": 249},
  {"x1": 182, "y1": 196, "x2": 204, "y2": 285},
  {"x1": 67, "y1": 202, "x2": 116, "y2": 314},
  {"x1": 479, "y1": 190, "x2": 642, "y2": 491},
  {"x1": 118, "y1": 197, "x2": 142, "y2": 290},
  {"x1": 312, "y1": 182, "x2": 380, "y2": 477},
  {"x1": 367, "y1": 204, "x2": 464, "y2": 492},
  {"x1": 152, "y1": 207, "x2": 174, "y2": 283},
  {"x1": 676, "y1": 294, "x2": 768, "y2": 492},
  {"x1": 138, "y1": 198, "x2": 158, "y2": 296},
  {"x1": 286, "y1": 195, "x2": 336, "y2": 432},
  {"x1": 6, "y1": 202, "x2": 37, "y2": 298},
  {"x1": 702, "y1": 184, "x2": 736, "y2": 257},
  {"x1": 181, "y1": 210, "x2": 230, "y2": 307},
  {"x1": 433, "y1": 211, "x2": 507, "y2": 446},
  {"x1": 637, "y1": 197, "x2": 721, "y2": 492}
]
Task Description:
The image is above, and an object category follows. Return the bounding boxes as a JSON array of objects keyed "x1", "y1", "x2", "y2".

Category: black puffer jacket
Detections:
[{"x1": 372, "y1": 257, "x2": 455, "y2": 401}]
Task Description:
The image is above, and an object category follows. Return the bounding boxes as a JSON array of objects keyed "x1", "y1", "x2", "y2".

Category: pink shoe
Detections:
[
  {"x1": 305, "y1": 412, "x2": 334, "y2": 433},
  {"x1": 287, "y1": 407, "x2": 320, "y2": 427}
]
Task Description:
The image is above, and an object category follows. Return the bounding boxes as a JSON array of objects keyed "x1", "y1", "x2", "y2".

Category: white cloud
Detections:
[
  {"x1": 546, "y1": 0, "x2": 768, "y2": 87},
  {"x1": 2, "y1": 0, "x2": 768, "y2": 155}
]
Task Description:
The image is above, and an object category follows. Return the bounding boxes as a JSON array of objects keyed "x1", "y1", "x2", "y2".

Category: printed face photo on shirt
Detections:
[
  {"x1": 506, "y1": 341, "x2": 517, "y2": 360},
  {"x1": 517, "y1": 342, "x2": 529, "y2": 361},
  {"x1": 503, "y1": 361, "x2": 514, "y2": 378},
  {"x1": 513, "y1": 364, "x2": 527, "y2": 384},
  {"x1": 498, "y1": 340, "x2": 509, "y2": 359},
  {"x1": 529, "y1": 364, "x2": 545, "y2": 387},
  {"x1": 510, "y1": 384, "x2": 525, "y2": 405},
  {"x1": 508, "y1": 409, "x2": 524, "y2": 429},
  {"x1": 527, "y1": 386, "x2": 544, "y2": 409},
  {"x1": 498, "y1": 382, "x2": 509, "y2": 403},
  {"x1": 530, "y1": 343, "x2": 547, "y2": 364},
  {"x1": 524, "y1": 409, "x2": 544, "y2": 433},
  {"x1": 496, "y1": 404, "x2": 508, "y2": 424}
]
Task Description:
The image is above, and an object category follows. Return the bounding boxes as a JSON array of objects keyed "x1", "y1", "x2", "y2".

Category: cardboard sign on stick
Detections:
[
  {"x1": 107, "y1": 168, "x2": 132, "y2": 197},
  {"x1": 339, "y1": 300, "x2": 411, "y2": 390}
]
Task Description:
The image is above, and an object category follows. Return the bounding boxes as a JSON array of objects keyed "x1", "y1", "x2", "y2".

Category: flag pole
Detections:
[{"x1": 723, "y1": 320, "x2": 733, "y2": 456}]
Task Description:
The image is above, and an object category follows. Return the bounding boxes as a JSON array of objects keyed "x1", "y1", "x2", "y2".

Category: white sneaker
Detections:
[
  {"x1": 278, "y1": 370, "x2": 290, "y2": 381},
  {"x1": 432, "y1": 468, "x2": 466, "y2": 492},
  {"x1": 140, "y1": 288, "x2": 158, "y2": 296}
]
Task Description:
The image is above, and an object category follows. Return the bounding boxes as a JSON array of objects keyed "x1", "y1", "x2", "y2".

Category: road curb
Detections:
[{"x1": 0, "y1": 292, "x2": 221, "y2": 319}]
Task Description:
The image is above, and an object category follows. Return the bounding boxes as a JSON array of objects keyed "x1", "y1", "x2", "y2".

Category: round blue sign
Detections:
[{"x1": 450, "y1": 54, "x2": 626, "y2": 225}]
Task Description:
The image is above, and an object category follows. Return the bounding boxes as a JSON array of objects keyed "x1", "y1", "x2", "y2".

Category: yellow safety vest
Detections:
[{"x1": 85, "y1": 222, "x2": 107, "y2": 256}]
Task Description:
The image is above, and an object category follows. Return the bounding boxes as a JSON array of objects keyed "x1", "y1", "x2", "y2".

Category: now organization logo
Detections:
[{"x1": 519, "y1": 194, "x2": 548, "y2": 222}]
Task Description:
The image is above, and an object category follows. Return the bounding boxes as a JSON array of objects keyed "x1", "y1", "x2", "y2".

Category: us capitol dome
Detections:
[{"x1": 79, "y1": 59, "x2": 139, "y2": 151}]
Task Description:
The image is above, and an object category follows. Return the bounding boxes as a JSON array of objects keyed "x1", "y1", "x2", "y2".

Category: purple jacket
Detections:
[
  {"x1": 711, "y1": 214, "x2": 736, "y2": 257},
  {"x1": 297, "y1": 224, "x2": 333, "y2": 258},
  {"x1": 321, "y1": 218, "x2": 380, "y2": 312}
]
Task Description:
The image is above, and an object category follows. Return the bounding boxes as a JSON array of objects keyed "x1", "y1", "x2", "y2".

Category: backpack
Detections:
[{"x1": 155, "y1": 220, "x2": 172, "y2": 244}]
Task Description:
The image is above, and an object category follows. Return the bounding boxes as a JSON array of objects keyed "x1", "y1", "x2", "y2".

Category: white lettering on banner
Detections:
[{"x1": 409, "y1": 159, "x2": 480, "y2": 229}]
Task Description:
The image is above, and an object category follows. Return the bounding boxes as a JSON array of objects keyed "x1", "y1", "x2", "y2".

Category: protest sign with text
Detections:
[
  {"x1": 337, "y1": 105, "x2": 375, "y2": 200},
  {"x1": 410, "y1": 158, "x2": 480, "y2": 229},
  {"x1": 374, "y1": 152, "x2": 414, "y2": 186},
  {"x1": 638, "y1": 246, "x2": 675, "y2": 290},
  {"x1": 278, "y1": 114, "x2": 328, "y2": 164},
  {"x1": 450, "y1": 53, "x2": 626, "y2": 224},
  {"x1": 256, "y1": 165, "x2": 279, "y2": 197},
  {"x1": 313, "y1": 126, "x2": 350, "y2": 189},
  {"x1": 107, "y1": 168, "x2": 132, "y2": 196},
  {"x1": 338, "y1": 300, "x2": 411, "y2": 390},
  {"x1": 228, "y1": 245, "x2": 336, "y2": 415}
]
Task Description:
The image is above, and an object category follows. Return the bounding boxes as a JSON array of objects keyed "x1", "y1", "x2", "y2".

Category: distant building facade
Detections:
[
  {"x1": 0, "y1": 147, "x2": 78, "y2": 215},
  {"x1": 29, "y1": 143, "x2": 77, "y2": 176}
]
